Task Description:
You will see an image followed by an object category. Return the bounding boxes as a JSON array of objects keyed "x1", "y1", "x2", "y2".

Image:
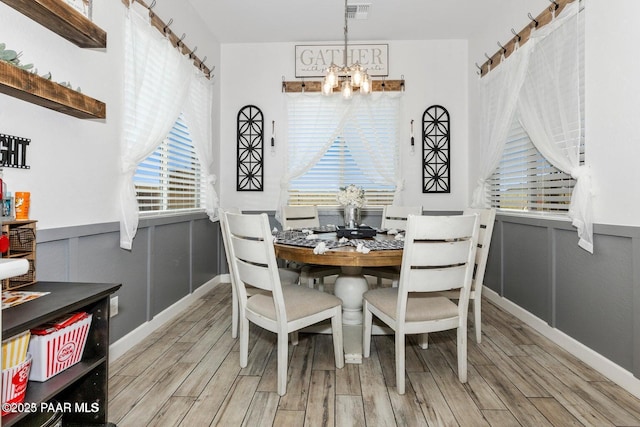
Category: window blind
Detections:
[
  {"x1": 134, "y1": 114, "x2": 206, "y2": 214},
  {"x1": 488, "y1": 5, "x2": 584, "y2": 214},
  {"x1": 288, "y1": 96, "x2": 399, "y2": 206}
]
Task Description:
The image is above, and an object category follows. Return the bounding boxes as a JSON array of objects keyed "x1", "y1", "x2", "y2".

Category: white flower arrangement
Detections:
[{"x1": 336, "y1": 184, "x2": 366, "y2": 208}]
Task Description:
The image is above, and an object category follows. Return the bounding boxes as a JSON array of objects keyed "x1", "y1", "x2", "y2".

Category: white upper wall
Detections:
[
  {"x1": 0, "y1": 0, "x2": 220, "y2": 230},
  {"x1": 219, "y1": 40, "x2": 469, "y2": 212},
  {"x1": 1, "y1": 0, "x2": 637, "y2": 230}
]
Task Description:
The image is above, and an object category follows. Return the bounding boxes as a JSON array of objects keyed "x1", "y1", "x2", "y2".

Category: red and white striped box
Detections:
[
  {"x1": 1, "y1": 353, "x2": 32, "y2": 415},
  {"x1": 27, "y1": 314, "x2": 92, "y2": 382}
]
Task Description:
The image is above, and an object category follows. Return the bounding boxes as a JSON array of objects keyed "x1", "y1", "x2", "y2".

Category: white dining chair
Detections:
[
  {"x1": 437, "y1": 207, "x2": 496, "y2": 343},
  {"x1": 224, "y1": 211, "x2": 344, "y2": 396},
  {"x1": 362, "y1": 205, "x2": 422, "y2": 287},
  {"x1": 380, "y1": 205, "x2": 423, "y2": 231},
  {"x1": 280, "y1": 205, "x2": 340, "y2": 289},
  {"x1": 219, "y1": 207, "x2": 299, "y2": 339},
  {"x1": 363, "y1": 213, "x2": 479, "y2": 394}
]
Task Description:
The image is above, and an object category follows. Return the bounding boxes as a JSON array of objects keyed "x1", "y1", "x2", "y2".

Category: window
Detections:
[
  {"x1": 488, "y1": 114, "x2": 582, "y2": 213},
  {"x1": 287, "y1": 95, "x2": 399, "y2": 206},
  {"x1": 134, "y1": 114, "x2": 206, "y2": 214},
  {"x1": 488, "y1": 4, "x2": 584, "y2": 214}
]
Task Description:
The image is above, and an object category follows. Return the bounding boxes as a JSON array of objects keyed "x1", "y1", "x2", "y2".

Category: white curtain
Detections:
[
  {"x1": 278, "y1": 92, "x2": 402, "y2": 224},
  {"x1": 517, "y1": 2, "x2": 592, "y2": 252},
  {"x1": 276, "y1": 93, "x2": 354, "y2": 223},
  {"x1": 183, "y1": 71, "x2": 219, "y2": 222},
  {"x1": 471, "y1": 41, "x2": 533, "y2": 208},
  {"x1": 343, "y1": 93, "x2": 403, "y2": 203},
  {"x1": 119, "y1": 3, "x2": 193, "y2": 249}
]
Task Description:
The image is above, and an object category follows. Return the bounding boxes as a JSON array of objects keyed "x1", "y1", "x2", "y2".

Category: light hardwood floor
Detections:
[{"x1": 108, "y1": 283, "x2": 640, "y2": 426}]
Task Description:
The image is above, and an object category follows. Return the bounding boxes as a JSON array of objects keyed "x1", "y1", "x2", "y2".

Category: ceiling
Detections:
[{"x1": 186, "y1": 0, "x2": 549, "y2": 44}]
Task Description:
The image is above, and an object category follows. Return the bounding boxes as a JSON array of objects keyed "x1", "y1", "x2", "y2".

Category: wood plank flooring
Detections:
[{"x1": 108, "y1": 283, "x2": 640, "y2": 426}]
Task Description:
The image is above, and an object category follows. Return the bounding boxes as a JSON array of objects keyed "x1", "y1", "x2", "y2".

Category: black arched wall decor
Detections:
[
  {"x1": 422, "y1": 105, "x2": 450, "y2": 193},
  {"x1": 237, "y1": 105, "x2": 264, "y2": 191}
]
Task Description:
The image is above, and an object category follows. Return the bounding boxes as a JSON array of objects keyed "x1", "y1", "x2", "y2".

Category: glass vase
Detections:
[{"x1": 344, "y1": 205, "x2": 361, "y2": 229}]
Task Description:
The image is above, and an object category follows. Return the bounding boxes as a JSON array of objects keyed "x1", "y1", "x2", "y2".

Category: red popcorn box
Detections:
[
  {"x1": 1, "y1": 353, "x2": 32, "y2": 415},
  {"x1": 27, "y1": 313, "x2": 92, "y2": 382}
]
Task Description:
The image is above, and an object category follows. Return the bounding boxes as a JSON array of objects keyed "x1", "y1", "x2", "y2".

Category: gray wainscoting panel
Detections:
[
  {"x1": 191, "y1": 218, "x2": 220, "y2": 291},
  {"x1": 555, "y1": 229, "x2": 634, "y2": 372},
  {"x1": 151, "y1": 222, "x2": 193, "y2": 316},
  {"x1": 502, "y1": 221, "x2": 550, "y2": 322},
  {"x1": 37, "y1": 240, "x2": 70, "y2": 281},
  {"x1": 485, "y1": 222, "x2": 502, "y2": 295},
  {"x1": 77, "y1": 229, "x2": 150, "y2": 342},
  {"x1": 485, "y1": 214, "x2": 640, "y2": 379},
  {"x1": 35, "y1": 214, "x2": 221, "y2": 343}
]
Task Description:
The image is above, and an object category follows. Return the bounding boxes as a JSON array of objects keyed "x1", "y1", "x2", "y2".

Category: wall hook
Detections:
[
  {"x1": 528, "y1": 12, "x2": 539, "y2": 27},
  {"x1": 163, "y1": 18, "x2": 173, "y2": 34},
  {"x1": 177, "y1": 33, "x2": 186, "y2": 47},
  {"x1": 189, "y1": 46, "x2": 198, "y2": 59},
  {"x1": 148, "y1": 0, "x2": 156, "y2": 17},
  {"x1": 484, "y1": 53, "x2": 493, "y2": 64},
  {"x1": 548, "y1": 0, "x2": 559, "y2": 10},
  {"x1": 497, "y1": 41, "x2": 507, "y2": 55},
  {"x1": 511, "y1": 28, "x2": 522, "y2": 42}
]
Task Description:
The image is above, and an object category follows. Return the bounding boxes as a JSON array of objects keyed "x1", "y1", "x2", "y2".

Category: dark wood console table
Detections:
[{"x1": 2, "y1": 281, "x2": 121, "y2": 426}]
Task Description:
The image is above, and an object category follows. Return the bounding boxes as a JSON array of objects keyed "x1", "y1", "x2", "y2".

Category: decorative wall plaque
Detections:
[
  {"x1": 236, "y1": 105, "x2": 264, "y2": 191},
  {"x1": 422, "y1": 105, "x2": 450, "y2": 193},
  {"x1": 0, "y1": 134, "x2": 31, "y2": 169}
]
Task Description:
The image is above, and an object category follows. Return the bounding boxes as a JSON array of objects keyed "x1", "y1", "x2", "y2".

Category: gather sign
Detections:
[{"x1": 295, "y1": 44, "x2": 389, "y2": 78}]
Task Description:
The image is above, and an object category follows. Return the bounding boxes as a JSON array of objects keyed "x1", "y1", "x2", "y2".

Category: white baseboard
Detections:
[
  {"x1": 109, "y1": 275, "x2": 230, "y2": 362},
  {"x1": 483, "y1": 287, "x2": 640, "y2": 400}
]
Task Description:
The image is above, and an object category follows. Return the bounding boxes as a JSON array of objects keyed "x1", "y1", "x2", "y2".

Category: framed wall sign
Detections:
[{"x1": 295, "y1": 44, "x2": 389, "y2": 78}]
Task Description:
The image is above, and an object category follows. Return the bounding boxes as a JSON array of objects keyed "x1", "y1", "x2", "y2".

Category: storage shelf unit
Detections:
[
  {"x1": 1, "y1": 220, "x2": 37, "y2": 290},
  {"x1": 2, "y1": 281, "x2": 121, "y2": 426},
  {"x1": 0, "y1": 0, "x2": 106, "y2": 48}
]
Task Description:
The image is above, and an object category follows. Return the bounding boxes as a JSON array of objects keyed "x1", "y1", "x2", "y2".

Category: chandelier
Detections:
[{"x1": 322, "y1": 0, "x2": 372, "y2": 98}]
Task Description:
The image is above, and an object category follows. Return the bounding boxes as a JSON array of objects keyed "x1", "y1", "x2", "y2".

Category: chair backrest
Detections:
[
  {"x1": 381, "y1": 205, "x2": 423, "y2": 230},
  {"x1": 219, "y1": 207, "x2": 241, "y2": 276},
  {"x1": 397, "y1": 214, "x2": 480, "y2": 316},
  {"x1": 281, "y1": 205, "x2": 320, "y2": 230},
  {"x1": 224, "y1": 211, "x2": 287, "y2": 320},
  {"x1": 463, "y1": 207, "x2": 496, "y2": 291}
]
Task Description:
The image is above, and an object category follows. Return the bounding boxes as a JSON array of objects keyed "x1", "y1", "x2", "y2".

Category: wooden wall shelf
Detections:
[
  {"x1": 0, "y1": 61, "x2": 106, "y2": 119},
  {"x1": 0, "y1": 0, "x2": 106, "y2": 48}
]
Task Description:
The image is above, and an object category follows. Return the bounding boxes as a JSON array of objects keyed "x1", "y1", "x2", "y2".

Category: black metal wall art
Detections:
[
  {"x1": 236, "y1": 105, "x2": 264, "y2": 191},
  {"x1": 0, "y1": 134, "x2": 30, "y2": 169},
  {"x1": 422, "y1": 105, "x2": 450, "y2": 193}
]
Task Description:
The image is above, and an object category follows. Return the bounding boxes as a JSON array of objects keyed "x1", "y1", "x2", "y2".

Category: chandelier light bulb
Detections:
[
  {"x1": 322, "y1": 79, "x2": 333, "y2": 95},
  {"x1": 360, "y1": 72, "x2": 371, "y2": 94},
  {"x1": 341, "y1": 79, "x2": 353, "y2": 99},
  {"x1": 351, "y1": 64, "x2": 363, "y2": 87}
]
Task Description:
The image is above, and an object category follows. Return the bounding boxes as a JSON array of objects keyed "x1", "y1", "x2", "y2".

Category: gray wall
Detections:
[
  {"x1": 485, "y1": 214, "x2": 640, "y2": 379},
  {"x1": 36, "y1": 213, "x2": 221, "y2": 342}
]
